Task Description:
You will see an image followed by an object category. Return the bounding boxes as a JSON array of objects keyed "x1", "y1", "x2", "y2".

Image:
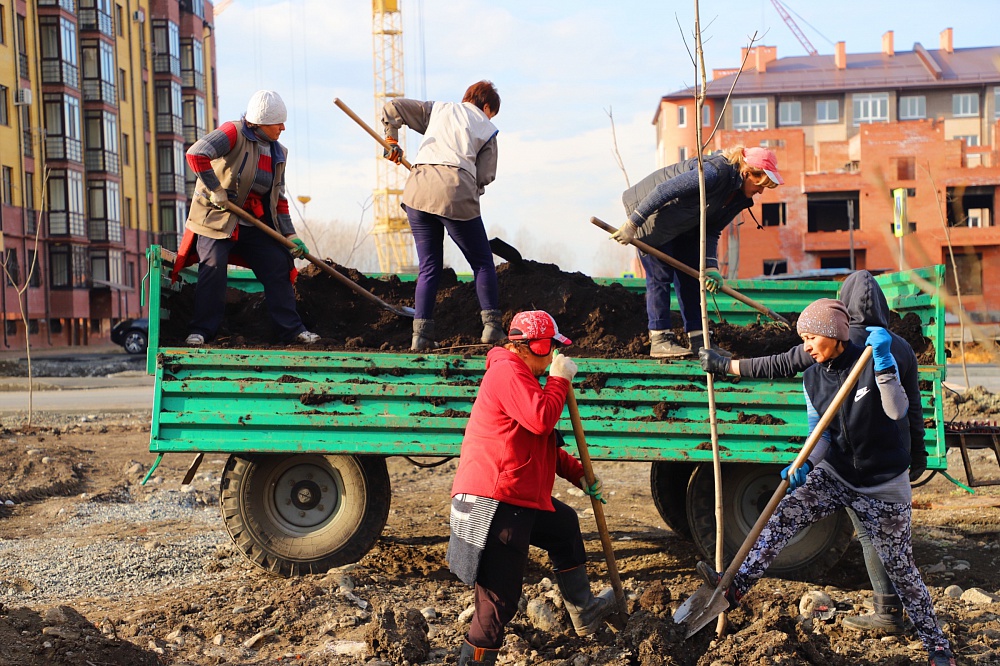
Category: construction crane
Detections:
[
  {"x1": 372, "y1": 0, "x2": 415, "y2": 273},
  {"x1": 770, "y1": 0, "x2": 818, "y2": 56}
]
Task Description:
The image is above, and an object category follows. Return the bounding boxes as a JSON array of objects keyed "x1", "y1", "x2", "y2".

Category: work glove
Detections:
[
  {"x1": 705, "y1": 269, "x2": 724, "y2": 294},
  {"x1": 909, "y1": 451, "x2": 928, "y2": 483},
  {"x1": 383, "y1": 136, "x2": 403, "y2": 164},
  {"x1": 611, "y1": 220, "x2": 638, "y2": 245},
  {"x1": 288, "y1": 237, "x2": 309, "y2": 258},
  {"x1": 549, "y1": 353, "x2": 578, "y2": 381},
  {"x1": 579, "y1": 476, "x2": 607, "y2": 504},
  {"x1": 865, "y1": 326, "x2": 895, "y2": 371},
  {"x1": 699, "y1": 348, "x2": 732, "y2": 377},
  {"x1": 209, "y1": 188, "x2": 229, "y2": 211},
  {"x1": 780, "y1": 460, "x2": 812, "y2": 493}
]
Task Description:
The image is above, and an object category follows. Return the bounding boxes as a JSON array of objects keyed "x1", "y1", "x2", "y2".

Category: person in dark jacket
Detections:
[
  {"x1": 612, "y1": 146, "x2": 783, "y2": 358},
  {"x1": 700, "y1": 270, "x2": 926, "y2": 633},
  {"x1": 447, "y1": 310, "x2": 615, "y2": 665},
  {"x1": 697, "y1": 299, "x2": 955, "y2": 666}
]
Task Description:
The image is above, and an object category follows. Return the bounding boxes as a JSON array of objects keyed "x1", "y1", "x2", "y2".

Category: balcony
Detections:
[
  {"x1": 156, "y1": 114, "x2": 183, "y2": 136},
  {"x1": 38, "y1": 0, "x2": 76, "y2": 11},
  {"x1": 78, "y1": 8, "x2": 113, "y2": 36},
  {"x1": 45, "y1": 136, "x2": 83, "y2": 163},
  {"x1": 158, "y1": 173, "x2": 185, "y2": 194},
  {"x1": 49, "y1": 211, "x2": 87, "y2": 237},
  {"x1": 89, "y1": 219, "x2": 124, "y2": 243},
  {"x1": 41, "y1": 60, "x2": 80, "y2": 88},
  {"x1": 82, "y1": 79, "x2": 116, "y2": 105},
  {"x1": 183, "y1": 125, "x2": 206, "y2": 144},
  {"x1": 181, "y1": 70, "x2": 205, "y2": 92},
  {"x1": 153, "y1": 54, "x2": 181, "y2": 77},
  {"x1": 85, "y1": 148, "x2": 120, "y2": 174}
]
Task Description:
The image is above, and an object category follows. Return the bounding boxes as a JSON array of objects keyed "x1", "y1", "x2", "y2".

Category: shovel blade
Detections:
[
  {"x1": 672, "y1": 583, "x2": 731, "y2": 638},
  {"x1": 488, "y1": 237, "x2": 522, "y2": 264}
]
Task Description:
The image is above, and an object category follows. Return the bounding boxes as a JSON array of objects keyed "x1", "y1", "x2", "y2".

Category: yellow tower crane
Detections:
[{"x1": 371, "y1": 0, "x2": 416, "y2": 273}]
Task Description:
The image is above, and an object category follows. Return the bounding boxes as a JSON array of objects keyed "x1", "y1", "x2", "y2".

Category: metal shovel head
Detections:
[
  {"x1": 672, "y1": 582, "x2": 731, "y2": 638},
  {"x1": 488, "y1": 237, "x2": 522, "y2": 264}
]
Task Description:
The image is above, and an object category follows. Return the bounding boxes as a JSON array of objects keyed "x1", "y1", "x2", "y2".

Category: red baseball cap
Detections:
[
  {"x1": 744, "y1": 147, "x2": 784, "y2": 186},
  {"x1": 508, "y1": 310, "x2": 571, "y2": 347}
]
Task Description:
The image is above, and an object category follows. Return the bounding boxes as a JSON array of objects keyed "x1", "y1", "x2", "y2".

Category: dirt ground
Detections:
[{"x1": 0, "y1": 408, "x2": 998, "y2": 665}]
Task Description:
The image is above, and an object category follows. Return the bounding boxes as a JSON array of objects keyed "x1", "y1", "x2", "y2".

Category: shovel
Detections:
[
  {"x1": 217, "y1": 199, "x2": 416, "y2": 318},
  {"x1": 672, "y1": 346, "x2": 873, "y2": 637},
  {"x1": 563, "y1": 364, "x2": 628, "y2": 630},
  {"x1": 334, "y1": 97, "x2": 523, "y2": 266},
  {"x1": 590, "y1": 216, "x2": 791, "y2": 328}
]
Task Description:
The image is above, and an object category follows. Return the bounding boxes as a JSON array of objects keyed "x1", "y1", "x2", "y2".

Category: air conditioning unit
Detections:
[
  {"x1": 133, "y1": 9, "x2": 145, "y2": 23},
  {"x1": 13, "y1": 88, "x2": 32, "y2": 106}
]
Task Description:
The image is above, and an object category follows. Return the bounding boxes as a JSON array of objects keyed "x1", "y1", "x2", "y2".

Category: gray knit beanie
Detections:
[{"x1": 796, "y1": 298, "x2": 850, "y2": 341}]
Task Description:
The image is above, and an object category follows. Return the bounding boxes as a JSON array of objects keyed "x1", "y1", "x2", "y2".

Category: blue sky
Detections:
[{"x1": 213, "y1": 0, "x2": 999, "y2": 275}]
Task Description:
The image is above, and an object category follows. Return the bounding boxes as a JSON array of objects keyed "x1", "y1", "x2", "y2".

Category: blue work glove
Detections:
[
  {"x1": 780, "y1": 460, "x2": 812, "y2": 493},
  {"x1": 580, "y1": 476, "x2": 607, "y2": 504},
  {"x1": 705, "y1": 269, "x2": 724, "y2": 294},
  {"x1": 289, "y1": 237, "x2": 309, "y2": 258},
  {"x1": 865, "y1": 326, "x2": 895, "y2": 371}
]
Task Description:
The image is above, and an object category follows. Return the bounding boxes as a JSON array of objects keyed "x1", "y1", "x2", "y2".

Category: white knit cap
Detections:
[{"x1": 245, "y1": 90, "x2": 287, "y2": 125}]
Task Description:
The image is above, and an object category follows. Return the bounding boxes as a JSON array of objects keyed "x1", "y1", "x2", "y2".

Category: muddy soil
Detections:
[
  {"x1": 160, "y1": 260, "x2": 933, "y2": 361},
  {"x1": 0, "y1": 410, "x2": 998, "y2": 665}
]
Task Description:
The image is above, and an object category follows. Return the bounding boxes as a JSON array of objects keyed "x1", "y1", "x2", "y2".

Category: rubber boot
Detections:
[
  {"x1": 842, "y1": 593, "x2": 907, "y2": 634},
  {"x1": 649, "y1": 330, "x2": 692, "y2": 359},
  {"x1": 687, "y1": 331, "x2": 730, "y2": 355},
  {"x1": 480, "y1": 309, "x2": 504, "y2": 344},
  {"x1": 458, "y1": 640, "x2": 499, "y2": 666},
  {"x1": 555, "y1": 565, "x2": 617, "y2": 636},
  {"x1": 411, "y1": 318, "x2": 437, "y2": 351}
]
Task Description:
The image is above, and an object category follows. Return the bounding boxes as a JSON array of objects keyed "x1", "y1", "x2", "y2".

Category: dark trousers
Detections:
[
  {"x1": 467, "y1": 498, "x2": 587, "y2": 649},
  {"x1": 639, "y1": 234, "x2": 702, "y2": 332},
  {"x1": 190, "y1": 224, "x2": 305, "y2": 341},
  {"x1": 406, "y1": 208, "x2": 499, "y2": 320}
]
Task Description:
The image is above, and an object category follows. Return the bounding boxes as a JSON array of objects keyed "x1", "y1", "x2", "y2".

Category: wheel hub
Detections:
[{"x1": 272, "y1": 463, "x2": 340, "y2": 529}]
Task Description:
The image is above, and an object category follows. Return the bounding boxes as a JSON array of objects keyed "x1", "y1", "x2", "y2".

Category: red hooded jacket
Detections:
[{"x1": 450, "y1": 347, "x2": 585, "y2": 511}]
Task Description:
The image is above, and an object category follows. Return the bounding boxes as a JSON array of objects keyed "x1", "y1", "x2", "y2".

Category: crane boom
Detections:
[{"x1": 770, "y1": 0, "x2": 818, "y2": 56}]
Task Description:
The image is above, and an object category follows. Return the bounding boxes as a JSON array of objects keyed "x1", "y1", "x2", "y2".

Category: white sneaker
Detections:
[
  {"x1": 185, "y1": 333, "x2": 205, "y2": 346},
  {"x1": 295, "y1": 330, "x2": 320, "y2": 344}
]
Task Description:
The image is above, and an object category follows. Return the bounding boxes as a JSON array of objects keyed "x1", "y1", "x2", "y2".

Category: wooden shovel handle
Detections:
[
  {"x1": 590, "y1": 216, "x2": 790, "y2": 327},
  {"x1": 717, "y1": 346, "x2": 873, "y2": 591},
  {"x1": 334, "y1": 98, "x2": 413, "y2": 170}
]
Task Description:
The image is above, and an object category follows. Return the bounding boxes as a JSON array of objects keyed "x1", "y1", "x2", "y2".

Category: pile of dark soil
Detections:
[{"x1": 160, "y1": 259, "x2": 933, "y2": 361}]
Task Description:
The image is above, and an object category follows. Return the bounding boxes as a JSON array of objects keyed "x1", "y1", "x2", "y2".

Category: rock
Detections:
[
  {"x1": 212, "y1": 634, "x2": 224, "y2": 645},
  {"x1": 457, "y1": 604, "x2": 476, "y2": 624},
  {"x1": 799, "y1": 590, "x2": 835, "y2": 621},
  {"x1": 945, "y1": 585, "x2": 964, "y2": 597},
  {"x1": 526, "y1": 599, "x2": 562, "y2": 632},
  {"x1": 126, "y1": 463, "x2": 144, "y2": 476},
  {"x1": 961, "y1": 588, "x2": 1000, "y2": 605},
  {"x1": 242, "y1": 628, "x2": 275, "y2": 649},
  {"x1": 233, "y1": 606, "x2": 247, "y2": 614},
  {"x1": 420, "y1": 607, "x2": 436, "y2": 621},
  {"x1": 41, "y1": 456, "x2": 52, "y2": 464},
  {"x1": 3, "y1": 500, "x2": 12, "y2": 506},
  {"x1": 327, "y1": 640, "x2": 367, "y2": 656},
  {"x1": 365, "y1": 604, "x2": 430, "y2": 664}
]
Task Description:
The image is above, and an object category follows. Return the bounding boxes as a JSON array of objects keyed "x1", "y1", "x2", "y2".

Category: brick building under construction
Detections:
[{"x1": 656, "y1": 28, "x2": 1000, "y2": 326}]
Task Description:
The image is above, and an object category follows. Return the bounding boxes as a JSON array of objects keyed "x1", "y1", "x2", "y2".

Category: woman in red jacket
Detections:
[{"x1": 448, "y1": 310, "x2": 615, "y2": 666}]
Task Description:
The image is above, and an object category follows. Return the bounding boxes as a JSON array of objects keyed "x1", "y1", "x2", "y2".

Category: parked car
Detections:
[{"x1": 111, "y1": 318, "x2": 149, "y2": 355}]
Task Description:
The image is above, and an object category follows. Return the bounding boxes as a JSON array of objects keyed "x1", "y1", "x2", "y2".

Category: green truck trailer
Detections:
[{"x1": 142, "y1": 247, "x2": 948, "y2": 578}]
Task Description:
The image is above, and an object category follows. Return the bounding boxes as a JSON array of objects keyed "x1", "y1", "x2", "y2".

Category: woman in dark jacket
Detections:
[
  {"x1": 697, "y1": 299, "x2": 955, "y2": 666},
  {"x1": 448, "y1": 310, "x2": 614, "y2": 665},
  {"x1": 612, "y1": 146, "x2": 782, "y2": 358}
]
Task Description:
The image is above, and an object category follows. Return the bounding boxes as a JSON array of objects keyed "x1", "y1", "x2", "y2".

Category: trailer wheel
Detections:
[
  {"x1": 650, "y1": 461, "x2": 695, "y2": 539},
  {"x1": 220, "y1": 454, "x2": 390, "y2": 577},
  {"x1": 685, "y1": 462, "x2": 854, "y2": 579}
]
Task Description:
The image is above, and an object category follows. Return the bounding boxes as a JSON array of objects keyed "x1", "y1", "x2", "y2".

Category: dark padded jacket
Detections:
[
  {"x1": 738, "y1": 270, "x2": 925, "y2": 468},
  {"x1": 621, "y1": 152, "x2": 754, "y2": 259},
  {"x1": 804, "y1": 340, "x2": 911, "y2": 487}
]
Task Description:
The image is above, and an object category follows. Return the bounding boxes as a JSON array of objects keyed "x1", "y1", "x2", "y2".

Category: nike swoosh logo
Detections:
[{"x1": 854, "y1": 386, "x2": 870, "y2": 402}]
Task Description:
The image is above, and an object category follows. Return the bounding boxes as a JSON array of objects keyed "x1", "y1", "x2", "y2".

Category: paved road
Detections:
[
  {"x1": 945, "y1": 364, "x2": 1000, "y2": 393},
  {"x1": 0, "y1": 375, "x2": 154, "y2": 413}
]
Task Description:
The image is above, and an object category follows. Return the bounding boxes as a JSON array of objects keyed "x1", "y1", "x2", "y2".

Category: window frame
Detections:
[
  {"x1": 852, "y1": 92, "x2": 889, "y2": 126},
  {"x1": 732, "y1": 98, "x2": 768, "y2": 130},
  {"x1": 778, "y1": 101, "x2": 801, "y2": 126},
  {"x1": 952, "y1": 93, "x2": 979, "y2": 118},
  {"x1": 898, "y1": 95, "x2": 926, "y2": 120}
]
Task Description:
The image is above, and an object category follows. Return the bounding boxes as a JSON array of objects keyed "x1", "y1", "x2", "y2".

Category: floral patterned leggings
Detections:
[{"x1": 735, "y1": 466, "x2": 950, "y2": 655}]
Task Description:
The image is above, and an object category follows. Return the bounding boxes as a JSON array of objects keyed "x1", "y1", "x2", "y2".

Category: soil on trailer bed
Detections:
[{"x1": 161, "y1": 259, "x2": 934, "y2": 361}]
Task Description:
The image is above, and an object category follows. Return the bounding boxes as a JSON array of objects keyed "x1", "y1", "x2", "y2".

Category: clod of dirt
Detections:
[
  {"x1": 943, "y1": 385, "x2": 1000, "y2": 421},
  {"x1": 364, "y1": 603, "x2": 429, "y2": 664}
]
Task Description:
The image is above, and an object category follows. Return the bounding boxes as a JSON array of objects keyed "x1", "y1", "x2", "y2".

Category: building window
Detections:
[
  {"x1": 733, "y1": 98, "x2": 767, "y2": 130},
  {"x1": 124, "y1": 196, "x2": 133, "y2": 228},
  {"x1": 49, "y1": 245, "x2": 89, "y2": 289},
  {"x1": 48, "y1": 169, "x2": 87, "y2": 237},
  {"x1": 945, "y1": 253, "x2": 983, "y2": 295},
  {"x1": 952, "y1": 93, "x2": 979, "y2": 117},
  {"x1": 1, "y1": 165, "x2": 11, "y2": 204},
  {"x1": 761, "y1": 202, "x2": 786, "y2": 227},
  {"x1": 995, "y1": 88, "x2": 1000, "y2": 120},
  {"x1": 953, "y1": 135, "x2": 979, "y2": 147},
  {"x1": 39, "y1": 16, "x2": 80, "y2": 88},
  {"x1": 181, "y1": 38, "x2": 205, "y2": 91},
  {"x1": 678, "y1": 146, "x2": 688, "y2": 162},
  {"x1": 892, "y1": 156, "x2": 915, "y2": 181},
  {"x1": 27, "y1": 250, "x2": 41, "y2": 287},
  {"x1": 182, "y1": 95, "x2": 207, "y2": 143},
  {"x1": 807, "y1": 191, "x2": 859, "y2": 232},
  {"x1": 678, "y1": 105, "x2": 687, "y2": 128},
  {"x1": 816, "y1": 100, "x2": 839, "y2": 124},
  {"x1": 155, "y1": 81, "x2": 184, "y2": 135},
  {"x1": 763, "y1": 260, "x2": 787, "y2": 276},
  {"x1": 3, "y1": 249, "x2": 19, "y2": 286},
  {"x1": 899, "y1": 95, "x2": 926, "y2": 120},
  {"x1": 91, "y1": 249, "x2": 123, "y2": 285},
  {"x1": 87, "y1": 179, "x2": 123, "y2": 242},
  {"x1": 82, "y1": 40, "x2": 117, "y2": 104},
  {"x1": 121, "y1": 132, "x2": 130, "y2": 165},
  {"x1": 119, "y1": 68, "x2": 127, "y2": 101},
  {"x1": 152, "y1": 20, "x2": 181, "y2": 76},
  {"x1": 84, "y1": 110, "x2": 120, "y2": 173},
  {"x1": 157, "y1": 140, "x2": 185, "y2": 193},
  {"x1": 702, "y1": 105, "x2": 712, "y2": 127},
  {"x1": 0, "y1": 7, "x2": 5, "y2": 46},
  {"x1": 852, "y1": 93, "x2": 889, "y2": 125},
  {"x1": 116, "y1": 4, "x2": 124, "y2": 37},
  {"x1": 778, "y1": 101, "x2": 801, "y2": 126},
  {"x1": 946, "y1": 186, "x2": 993, "y2": 227},
  {"x1": 820, "y1": 256, "x2": 853, "y2": 270},
  {"x1": 0, "y1": 86, "x2": 8, "y2": 126},
  {"x1": 43, "y1": 93, "x2": 83, "y2": 162}
]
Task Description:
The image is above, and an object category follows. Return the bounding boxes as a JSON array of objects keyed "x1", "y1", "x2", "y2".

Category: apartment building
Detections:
[
  {"x1": 655, "y1": 29, "x2": 1000, "y2": 322},
  {"x1": 0, "y1": 0, "x2": 216, "y2": 349}
]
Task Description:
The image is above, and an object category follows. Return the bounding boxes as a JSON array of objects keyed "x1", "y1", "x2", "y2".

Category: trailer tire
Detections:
[
  {"x1": 650, "y1": 461, "x2": 696, "y2": 539},
  {"x1": 686, "y1": 462, "x2": 854, "y2": 579},
  {"x1": 220, "y1": 453, "x2": 390, "y2": 577}
]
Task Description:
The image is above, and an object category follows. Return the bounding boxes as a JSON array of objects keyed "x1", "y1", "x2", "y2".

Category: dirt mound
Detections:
[
  {"x1": 944, "y1": 385, "x2": 1000, "y2": 421},
  {"x1": 161, "y1": 260, "x2": 934, "y2": 361}
]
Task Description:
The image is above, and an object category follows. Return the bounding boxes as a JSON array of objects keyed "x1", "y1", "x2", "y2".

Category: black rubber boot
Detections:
[
  {"x1": 480, "y1": 309, "x2": 504, "y2": 344},
  {"x1": 458, "y1": 640, "x2": 499, "y2": 666},
  {"x1": 555, "y1": 565, "x2": 617, "y2": 636},
  {"x1": 411, "y1": 318, "x2": 437, "y2": 351},
  {"x1": 687, "y1": 331, "x2": 730, "y2": 355},
  {"x1": 842, "y1": 593, "x2": 908, "y2": 634},
  {"x1": 649, "y1": 330, "x2": 692, "y2": 359}
]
